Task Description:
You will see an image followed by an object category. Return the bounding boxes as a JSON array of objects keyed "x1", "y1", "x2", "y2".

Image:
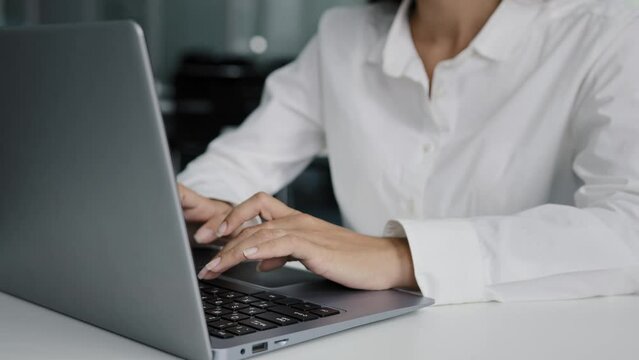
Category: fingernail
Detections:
[
  {"x1": 243, "y1": 247, "x2": 258, "y2": 258},
  {"x1": 216, "y1": 222, "x2": 227, "y2": 238},
  {"x1": 197, "y1": 267, "x2": 208, "y2": 279},
  {"x1": 206, "y1": 257, "x2": 221, "y2": 271},
  {"x1": 194, "y1": 227, "x2": 214, "y2": 243}
]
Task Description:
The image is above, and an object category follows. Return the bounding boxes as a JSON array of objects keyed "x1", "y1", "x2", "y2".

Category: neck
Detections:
[{"x1": 411, "y1": 0, "x2": 500, "y2": 49}]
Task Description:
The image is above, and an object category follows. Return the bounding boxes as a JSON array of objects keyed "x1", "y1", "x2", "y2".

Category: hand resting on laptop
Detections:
[{"x1": 179, "y1": 184, "x2": 418, "y2": 291}]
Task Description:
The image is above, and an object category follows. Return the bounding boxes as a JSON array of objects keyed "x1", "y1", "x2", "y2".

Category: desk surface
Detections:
[{"x1": 1, "y1": 291, "x2": 638, "y2": 360}]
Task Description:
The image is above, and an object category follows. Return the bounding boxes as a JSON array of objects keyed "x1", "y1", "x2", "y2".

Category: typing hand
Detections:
[
  {"x1": 196, "y1": 192, "x2": 418, "y2": 291},
  {"x1": 177, "y1": 183, "x2": 233, "y2": 244}
]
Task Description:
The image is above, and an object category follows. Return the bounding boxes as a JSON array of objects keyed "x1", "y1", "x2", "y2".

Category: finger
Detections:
[
  {"x1": 218, "y1": 192, "x2": 298, "y2": 237},
  {"x1": 193, "y1": 211, "x2": 232, "y2": 244},
  {"x1": 220, "y1": 225, "x2": 264, "y2": 249},
  {"x1": 256, "y1": 258, "x2": 287, "y2": 272},
  {"x1": 242, "y1": 238, "x2": 326, "y2": 279},
  {"x1": 182, "y1": 208, "x2": 212, "y2": 223},
  {"x1": 243, "y1": 235, "x2": 317, "y2": 262},
  {"x1": 218, "y1": 228, "x2": 287, "y2": 264},
  {"x1": 179, "y1": 184, "x2": 221, "y2": 223},
  {"x1": 198, "y1": 216, "x2": 270, "y2": 248},
  {"x1": 219, "y1": 227, "x2": 288, "y2": 262},
  {"x1": 177, "y1": 183, "x2": 201, "y2": 209},
  {"x1": 197, "y1": 229, "x2": 289, "y2": 280},
  {"x1": 221, "y1": 216, "x2": 307, "y2": 251}
]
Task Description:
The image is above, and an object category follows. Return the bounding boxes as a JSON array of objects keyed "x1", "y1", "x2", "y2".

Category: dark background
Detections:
[{"x1": 0, "y1": 0, "x2": 369, "y2": 225}]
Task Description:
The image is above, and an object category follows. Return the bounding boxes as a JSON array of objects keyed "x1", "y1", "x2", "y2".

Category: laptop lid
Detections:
[{"x1": 0, "y1": 22, "x2": 211, "y2": 360}]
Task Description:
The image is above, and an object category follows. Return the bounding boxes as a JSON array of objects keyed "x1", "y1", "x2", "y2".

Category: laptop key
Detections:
[
  {"x1": 240, "y1": 318, "x2": 277, "y2": 331},
  {"x1": 202, "y1": 287, "x2": 228, "y2": 296},
  {"x1": 223, "y1": 313, "x2": 249, "y2": 322},
  {"x1": 270, "y1": 305, "x2": 318, "y2": 321},
  {"x1": 289, "y1": 310, "x2": 318, "y2": 322},
  {"x1": 207, "y1": 297, "x2": 232, "y2": 306},
  {"x1": 206, "y1": 307, "x2": 232, "y2": 317},
  {"x1": 205, "y1": 315, "x2": 220, "y2": 322},
  {"x1": 274, "y1": 297, "x2": 302, "y2": 306},
  {"x1": 223, "y1": 302, "x2": 249, "y2": 311},
  {"x1": 209, "y1": 320, "x2": 236, "y2": 330},
  {"x1": 227, "y1": 325, "x2": 256, "y2": 336},
  {"x1": 236, "y1": 296, "x2": 259, "y2": 304},
  {"x1": 310, "y1": 307, "x2": 340, "y2": 317},
  {"x1": 219, "y1": 291, "x2": 243, "y2": 299},
  {"x1": 256, "y1": 312, "x2": 298, "y2": 326},
  {"x1": 250, "y1": 300, "x2": 276, "y2": 309},
  {"x1": 254, "y1": 292, "x2": 285, "y2": 301},
  {"x1": 239, "y1": 306, "x2": 266, "y2": 316},
  {"x1": 208, "y1": 328, "x2": 234, "y2": 339},
  {"x1": 291, "y1": 302, "x2": 321, "y2": 311},
  {"x1": 209, "y1": 279, "x2": 254, "y2": 295}
]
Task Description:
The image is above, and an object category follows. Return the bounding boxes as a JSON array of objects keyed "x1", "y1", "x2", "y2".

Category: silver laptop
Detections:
[{"x1": 0, "y1": 22, "x2": 433, "y2": 360}]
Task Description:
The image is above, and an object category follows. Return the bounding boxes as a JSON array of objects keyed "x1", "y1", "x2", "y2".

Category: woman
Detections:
[{"x1": 178, "y1": 0, "x2": 639, "y2": 304}]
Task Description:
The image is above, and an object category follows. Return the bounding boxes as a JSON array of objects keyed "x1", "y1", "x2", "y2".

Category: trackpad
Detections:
[{"x1": 192, "y1": 248, "x2": 322, "y2": 288}]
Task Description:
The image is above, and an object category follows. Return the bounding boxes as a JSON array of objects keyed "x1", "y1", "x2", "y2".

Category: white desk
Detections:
[{"x1": 1, "y1": 291, "x2": 638, "y2": 360}]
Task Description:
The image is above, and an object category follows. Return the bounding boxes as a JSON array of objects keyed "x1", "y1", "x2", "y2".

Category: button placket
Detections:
[
  {"x1": 428, "y1": 82, "x2": 447, "y2": 129},
  {"x1": 399, "y1": 165, "x2": 424, "y2": 218},
  {"x1": 404, "y1": 69, "x2": 440, "y2": 219},
  {"x1": 432, "y1": 81, "x2": 446, "y2": 98},
  {"x1": 399, "y1": 139, "x2": 437, "y2": 219}
]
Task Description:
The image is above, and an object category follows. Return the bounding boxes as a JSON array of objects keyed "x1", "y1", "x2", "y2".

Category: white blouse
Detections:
[{"x1": 179, "y1": 0, "x2": 639, "y2": 304}]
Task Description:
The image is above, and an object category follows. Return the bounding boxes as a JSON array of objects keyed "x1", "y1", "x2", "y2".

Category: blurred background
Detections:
[
  {"x1": 6, "y1": 0, "x2": 636, "y2": 225},
  {"x1": 0, "y1": 0, "x2": 369, "y2": 225}
]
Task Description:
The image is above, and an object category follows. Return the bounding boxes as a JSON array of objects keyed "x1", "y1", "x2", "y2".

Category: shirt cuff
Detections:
[{"x1": 384, "y1": 219, "x2": 491, "y2": 304}]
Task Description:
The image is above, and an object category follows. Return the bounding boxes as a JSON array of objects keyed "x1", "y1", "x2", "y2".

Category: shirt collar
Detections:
[
  {"x1": 472, "y1": 0, "x2": 543, "y2": 61},
  {"x1": 367, "y1": 0, "x2": 543, "y2": 77},
  {"x1": 366, "y1": 0, "x2": 416, "y2": 78}
]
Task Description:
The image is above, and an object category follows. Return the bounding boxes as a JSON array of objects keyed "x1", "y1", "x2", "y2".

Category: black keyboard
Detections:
[{"x1": 199, "y1": 281, "x2": 340, "y2": 339}]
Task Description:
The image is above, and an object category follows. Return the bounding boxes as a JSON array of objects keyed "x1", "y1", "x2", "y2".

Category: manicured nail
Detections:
[
  {"x1": 197, "y1": 267, "x2": 208, "y2": 279},
  {"x1": 206, "y1": 257, "x2": 221, "y2": 271},
  {"x1": 216, "y1": 222, "x2": 227, "y2": 238},
  {"x1": 243, "y1": 247, "x2": 258, "y2": 258},
  {"x1": 194, "y1": 227, "x2": 214, "y2": 243}
]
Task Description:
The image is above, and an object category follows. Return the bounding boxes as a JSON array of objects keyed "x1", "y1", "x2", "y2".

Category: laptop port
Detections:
[{"x1": 252, "y1": 342, "x2": 268, "y2": 354}]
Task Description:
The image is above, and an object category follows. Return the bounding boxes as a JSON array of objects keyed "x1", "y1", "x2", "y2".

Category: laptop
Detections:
[{"x1": 0, "y1": 21, "x2": 433, "y2": 360}]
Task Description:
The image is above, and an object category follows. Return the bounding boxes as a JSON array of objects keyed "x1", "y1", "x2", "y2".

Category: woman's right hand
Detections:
[{"x1": 178, "y1": 183, "x2": 233, "y2": 244}]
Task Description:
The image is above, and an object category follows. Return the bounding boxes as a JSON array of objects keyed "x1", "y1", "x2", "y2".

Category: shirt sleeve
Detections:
[
  {"x1": 177, "y1": 36, "x2": 325, "y2": 204},
  {"x1": 385, "y1": 19, "x2": 639, "y2": 305}
]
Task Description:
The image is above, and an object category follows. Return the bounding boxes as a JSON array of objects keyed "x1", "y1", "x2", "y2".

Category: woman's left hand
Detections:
[{"x1": 196, "y1": 192, "x2": 417, "y2": 290}]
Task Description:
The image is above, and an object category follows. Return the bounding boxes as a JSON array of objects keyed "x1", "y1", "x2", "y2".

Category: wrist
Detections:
[{"x1": 387, "y1": 237, "x2": 418, "y2": 289}]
